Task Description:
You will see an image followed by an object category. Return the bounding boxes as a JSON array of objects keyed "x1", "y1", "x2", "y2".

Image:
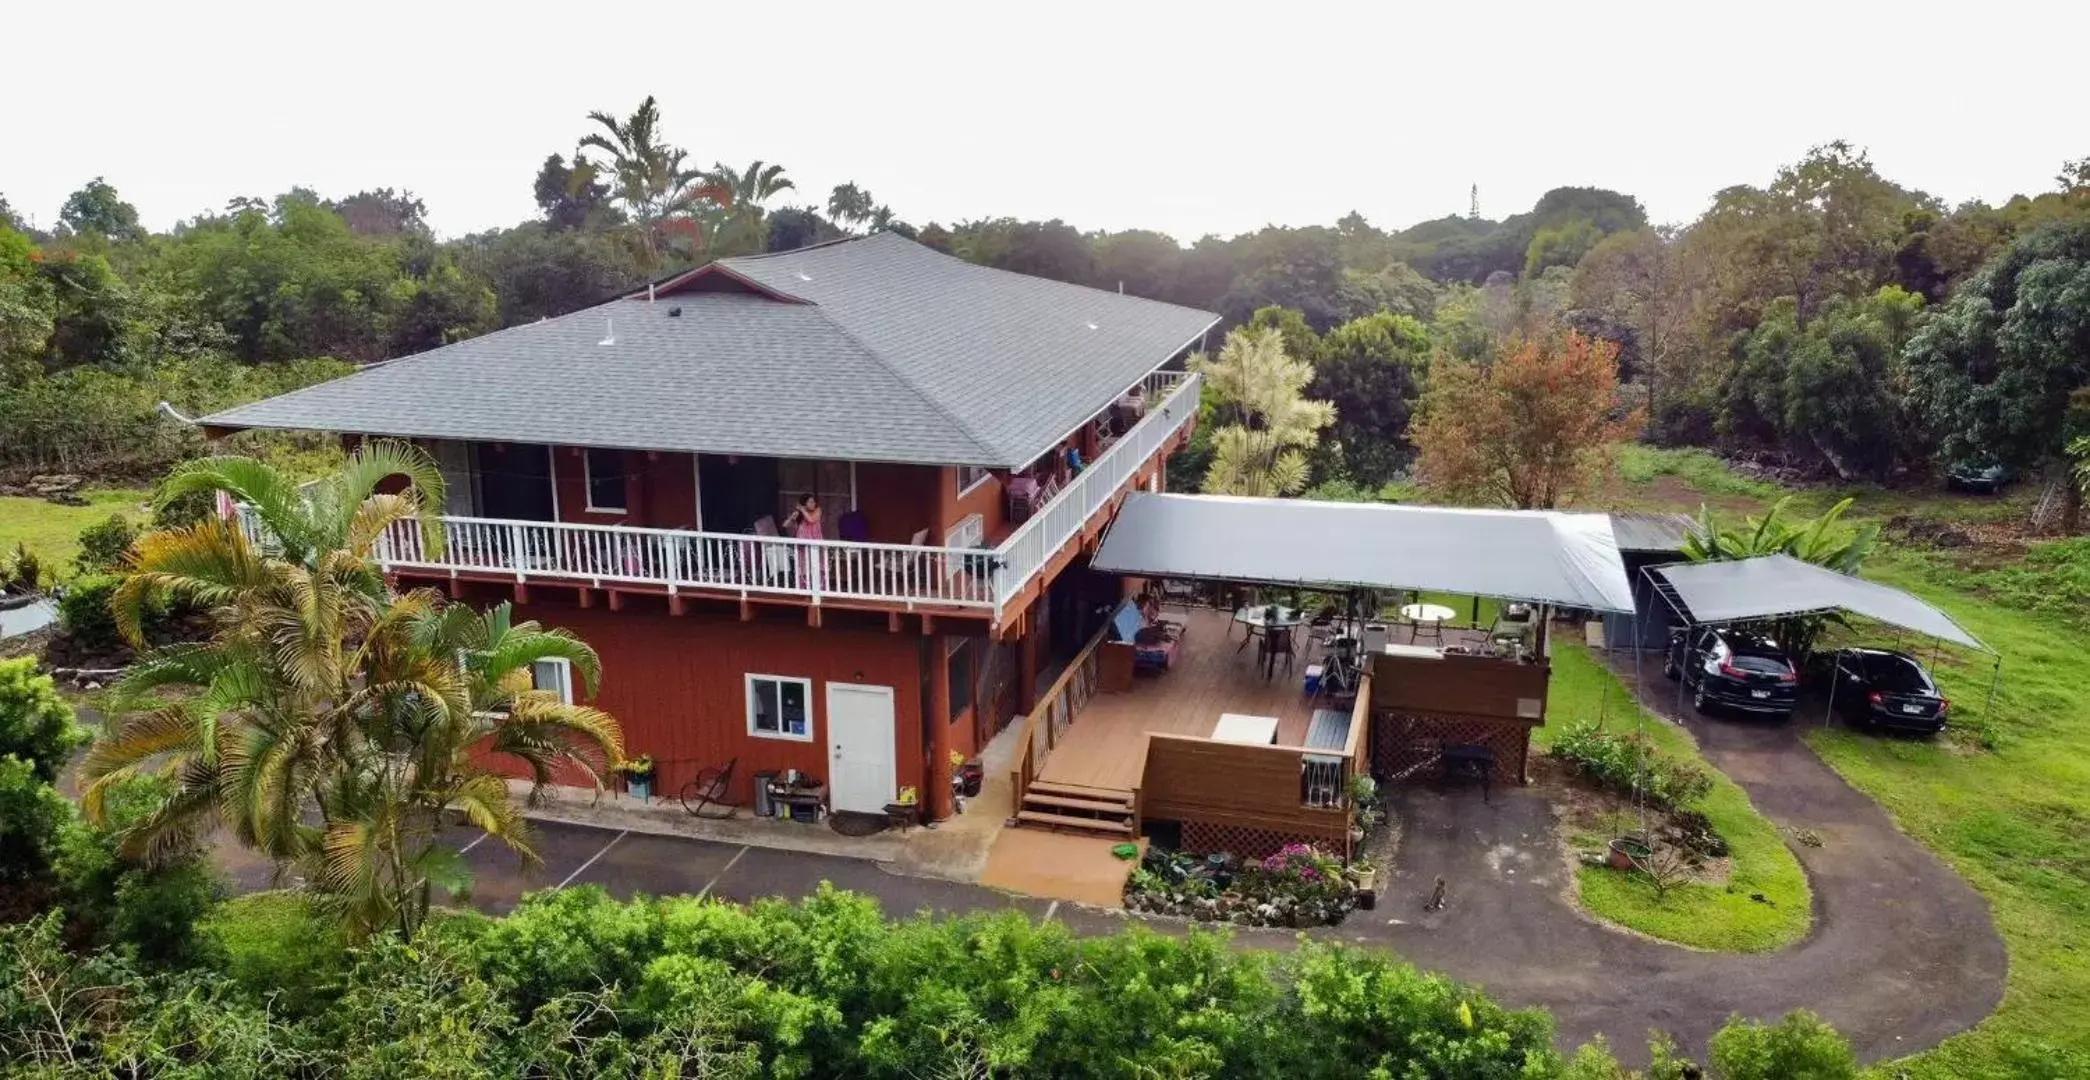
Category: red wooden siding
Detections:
[{"x1": 505, "y1": 596, "x2": 930, "y2": 809}]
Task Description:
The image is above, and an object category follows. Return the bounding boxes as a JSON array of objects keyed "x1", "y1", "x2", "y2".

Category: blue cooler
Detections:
[{"x1": 1303, "y1": 664, "x2": 1325, "y2": 695}]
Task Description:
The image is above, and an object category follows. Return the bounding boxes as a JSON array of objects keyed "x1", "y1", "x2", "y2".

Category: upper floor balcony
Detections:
[{"x1": 243, "y1": 370, "x2": 1201, "y2": 626}]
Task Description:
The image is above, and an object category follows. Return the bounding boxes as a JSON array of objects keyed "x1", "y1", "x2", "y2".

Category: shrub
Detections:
[
  {"x1": 1707, "y1": 1010, "x2": 1858, "y2": 1080},
  {"x1": 73, "y1": 513, "x2": 139, "y2": 574},
  {"x1": 56, "y1": 573, "x2": 124, "y2": 654},
  {"x1": 202, "y1": 892, "x2": 352, "y2": 1016},
  {"x1": 0, "y1": 755, "x2": 72, "y2": 888},
  {"x1": 1551, "y1": 720, "x2": 1715, "y2": 810},
  {"x1": 54, "y1": 773, "x2": 225, "y2": 968},
  {"x1": 0, "y1": 543, "x2": 45, "y2": 594},
  {"x1": 0, "y1": 657, "x2": 83, "y2": 781}
]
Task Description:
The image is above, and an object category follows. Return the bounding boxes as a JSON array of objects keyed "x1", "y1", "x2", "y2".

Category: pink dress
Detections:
[{"x1": 792, "y1": 508, "x2": 823, "y2": 588}]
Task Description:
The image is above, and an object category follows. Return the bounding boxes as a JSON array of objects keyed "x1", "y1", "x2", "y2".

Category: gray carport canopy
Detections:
[
  {"x1": 1090, "y1": 493, "x2": 1637, "y2": 613},
  {"x1": 1649, "y1": 554, "x2": 1986, "y2": 650}
]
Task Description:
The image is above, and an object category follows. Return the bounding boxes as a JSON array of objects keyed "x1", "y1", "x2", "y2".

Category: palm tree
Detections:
[
  {"x1": 80, "y1": 442, "x2": 624, "y2": 937},
  {"x1": 1680, "y1": 494, "x2": 1880, "y2": 661},
  {"x1": 1192, "y1": 326, "x2": 1337, "y2": 497},
  {"x1": 575, "y1": 95, "x2": 711, "y2": 270},
  {"x1": 700, "y1": 160, "x2": 795, "y2": 256},
  {"x1": 827, "y1": 181, "x2": 876, "y2": 232}
]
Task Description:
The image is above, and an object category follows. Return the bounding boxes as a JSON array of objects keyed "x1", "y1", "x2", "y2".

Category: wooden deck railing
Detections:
[{"x1": 1008, "y1": 622, "x2": 1113, "y2": 805}]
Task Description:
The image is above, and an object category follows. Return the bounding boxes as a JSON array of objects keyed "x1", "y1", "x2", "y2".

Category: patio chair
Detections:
[
  {"x1": 1110, "y1": 598, "x2": 1183, "y2": 672},
  {"x1": 1006, "y1": 476, "x2": 1042, "y2": 522},
  {"x1": 1157, "y1": 578, "x2": 1199, "y2": 612},
  {"x1": 679, "y1": 758, "x2": 740, "y2": 818},
  {"x1": 1258, "y1": 625, "x2": 1296, "y2": 680}
]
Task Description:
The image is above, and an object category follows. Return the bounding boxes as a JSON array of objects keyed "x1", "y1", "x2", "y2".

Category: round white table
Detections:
[{"x1": 1399, "y1": 602, "x2": 1457, "y2": 643}]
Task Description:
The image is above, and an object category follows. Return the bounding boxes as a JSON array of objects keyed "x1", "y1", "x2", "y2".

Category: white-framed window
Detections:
[
  {"x1": 531, "y1": 658, "x2": 575, "y2": 704},
  {"x1": 746, "y1": 674, "x2": 813, "y2": 742},
  {"x1": 584, "y1": 448, "x2": 627, "y2": 512},
  {"x1": 956, "y1": 465, "x2": 992, "y2": 496},
  {"x1": 944, "y1": 512, "x2": 985, "y2": 549}
]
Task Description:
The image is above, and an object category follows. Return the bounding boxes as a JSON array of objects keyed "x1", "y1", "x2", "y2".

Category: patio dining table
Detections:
[
  {"x1": 1233, "y1": 605, "x2": 1305, "y2": 679},
  {"x1": 1399, "y1": 602, "x2": 1458, "y2": 643}
]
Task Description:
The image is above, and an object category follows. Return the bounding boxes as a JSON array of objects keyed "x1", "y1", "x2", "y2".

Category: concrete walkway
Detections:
[{"x1": 195, "y1": 676, "x2": 2005, "y2": 1067}]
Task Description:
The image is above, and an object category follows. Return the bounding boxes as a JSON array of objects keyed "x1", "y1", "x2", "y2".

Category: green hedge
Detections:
[{"x1": 0, "y1": 883, "x2": 1864, "y2": 1079}]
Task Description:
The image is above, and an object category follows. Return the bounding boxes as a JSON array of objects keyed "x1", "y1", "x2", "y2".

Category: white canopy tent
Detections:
[
  {"x1": 1090, "y1": 492, "x2": 1636, "y2": 612},
  {"x1": 1640, "y1": 554, "x2": 1998, "y2": 728},
  {"x1": 1646, "y1": 555, "x2": 1985, "y2": 651}
]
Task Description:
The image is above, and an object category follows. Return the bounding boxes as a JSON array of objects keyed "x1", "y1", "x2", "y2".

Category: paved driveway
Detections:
[{"x1": 186, "y1": 676, "x2": 2005, "y2": 1068}]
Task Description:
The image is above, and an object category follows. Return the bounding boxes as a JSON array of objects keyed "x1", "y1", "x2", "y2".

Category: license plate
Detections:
[
  {"x1": 1903, "y1": 704, "x2": 1924, "y2": 714},
  {"x1": 1750, "y1": 690, "x2": 1770, "y2": 699}
]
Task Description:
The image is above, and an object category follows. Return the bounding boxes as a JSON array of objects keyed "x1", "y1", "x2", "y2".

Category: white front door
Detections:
[{"x1": 825, "y1": 683, "x2": 897, "y2": 814}]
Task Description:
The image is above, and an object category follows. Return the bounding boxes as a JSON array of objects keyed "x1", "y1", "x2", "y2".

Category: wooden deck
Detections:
[{"x1": 1034, "y1": 607, "x2": 1324, "y2": 793}]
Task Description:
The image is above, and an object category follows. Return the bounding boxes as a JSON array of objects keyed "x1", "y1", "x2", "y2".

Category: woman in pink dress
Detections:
[{"x1": 782, "y1": 494, "x2": 824, "y2": 587}]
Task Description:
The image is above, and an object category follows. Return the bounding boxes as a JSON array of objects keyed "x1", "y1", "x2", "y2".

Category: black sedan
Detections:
[
  {"x1": 1665, "y1": 628, "x2": 1799, "y2": 718},
  {"x1": 1829, "y1": 648, "x2": 1948, "y2": 734},
  {"x1": 1946, "y1": 461, "x2": 2011, "y2": 494}
]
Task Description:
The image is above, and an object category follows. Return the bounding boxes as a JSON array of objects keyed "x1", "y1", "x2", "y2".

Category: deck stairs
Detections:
[{"x1": 1014, "y1": 780, "x2": 1136, "y2": 836}]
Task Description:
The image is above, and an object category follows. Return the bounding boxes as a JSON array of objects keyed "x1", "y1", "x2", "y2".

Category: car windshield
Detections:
[
  {"x1": 1729, "y1": 655, "x2": 1791, "y2": 675},
  {"x1": 1861, "y1": 654, "x2": 1932, "y2": 693}
]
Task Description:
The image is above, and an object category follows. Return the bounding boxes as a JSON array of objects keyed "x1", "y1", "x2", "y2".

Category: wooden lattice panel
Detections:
[
  {"x1": 1372, "y1": 711, "x2": 1532, "y2": 784},
  {"x1": 1179, "y1": 820, "x2": 1331, "y2": 861}
]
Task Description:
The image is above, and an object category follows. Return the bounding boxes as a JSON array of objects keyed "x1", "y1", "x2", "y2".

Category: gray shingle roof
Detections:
[{"x1": 202, "y1": 232, "x2": 1220, "y2": 467}]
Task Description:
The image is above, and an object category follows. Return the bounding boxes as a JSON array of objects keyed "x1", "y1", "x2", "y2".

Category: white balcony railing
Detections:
[
  {"x1": 373, "y1": 517, "x2": 1001, "y2": 609},
  {"x1": 993, "y1": 369, "x2": 1200, "y2": 608},
  {"x1": 233, "y1": 369, "x2": 1202, "y2": 618}
]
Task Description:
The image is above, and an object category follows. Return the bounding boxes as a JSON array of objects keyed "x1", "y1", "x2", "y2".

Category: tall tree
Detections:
[
  {"x1": 80, "y1": 443, "x2": 623, "y2": 937},
  {"x1": 826, "y1": 182, "x2": 877, "y2": 233},
  {"x1": 532, "y1": 153, "x2": 618, "y2": 232},
  {"x1": 1907, "y1": 219, "x2": 2090, "y2": 530},
  {"x1": 1191, "y1": 326, "x2": 1335, "y2": 496},
  {"x1": 701, "y1": 160, "x2": 795, "y2": 257},
  {"x1": 1311, "y1": 311, "x2": 1431, "y2": 483},
  {"x1": 58, "y1": 178, "x2": 144, "y2": 241},
  {"x1": 1413, "y1": 331, "x2": 1638, "y2": 509},
  {"x1": 574, "y1": 96, "x2": 709, "y2": 270},
  {"x1": 325, "y1": 189, "x2": 429, "y2": 238}
]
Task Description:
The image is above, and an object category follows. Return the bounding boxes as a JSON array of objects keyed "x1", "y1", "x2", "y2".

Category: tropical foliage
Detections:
[
  {"x1": 0, "y1": 883, "x2": 1866, "y2": 1080},
  {"x1": 1414, "y1": 330, "x2": 1640, "y2": 509},
  {"x1": 77, "y1": 442, "x2": 623, "y2": 937},
  {"x1": 1190, "y1": 326, "x2": 1335, "y2": 497},
  {"x1": 1680, "y1": 496, "x2": 1880, "y2": 661}
]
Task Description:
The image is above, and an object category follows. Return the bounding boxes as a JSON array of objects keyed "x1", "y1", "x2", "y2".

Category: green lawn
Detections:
[
  {"x1": 0, "y1": 488, "x2": 152, "y2": 580},
  {"x1": 1808, "y1": 557, "x2": 2090, "y2": 1078},
  {"x1": 1541, "y1": 642, "x2": 1813, "y2": 952},
  {"x1": 1600, "y1": 448, "x2": 2090, "y2": 1075}
]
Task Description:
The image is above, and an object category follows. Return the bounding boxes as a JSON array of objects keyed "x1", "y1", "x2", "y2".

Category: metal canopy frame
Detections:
[{"x1": 1633, "y1": 563, "x2": 2003, "y2": 732}]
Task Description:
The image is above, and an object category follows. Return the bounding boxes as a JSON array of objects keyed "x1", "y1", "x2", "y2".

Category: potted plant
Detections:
[
  {"x1": 1607, "y1": 834, "x2": 1652, "y2": 871},
  {"x1": 618, "y1": 754, "x2": 656, "y2": 801}
]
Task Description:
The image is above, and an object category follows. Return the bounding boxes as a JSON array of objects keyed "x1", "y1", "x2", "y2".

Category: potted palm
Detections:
[{"x1": 619, "y1": 754, "x2": 656, "y2": 801}]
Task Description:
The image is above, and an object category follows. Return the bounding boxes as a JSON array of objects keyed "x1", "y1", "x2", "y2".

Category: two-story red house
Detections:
[{"x1": 201, "y1": 232, "x2": 1217, "y2": 821}]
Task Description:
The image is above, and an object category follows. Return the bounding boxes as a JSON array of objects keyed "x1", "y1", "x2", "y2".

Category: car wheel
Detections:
[
  {"x1": 1691, "y1": 683, "x2": 1708, "y2": 714},
  {"x1": 1663, "y1": 655, "x2": 1678, "y2": 680}
]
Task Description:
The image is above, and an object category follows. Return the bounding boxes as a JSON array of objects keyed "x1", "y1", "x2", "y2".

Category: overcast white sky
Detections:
[{"x1": 5, "y1": 1, "x2": 2083, "y2": 241}]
